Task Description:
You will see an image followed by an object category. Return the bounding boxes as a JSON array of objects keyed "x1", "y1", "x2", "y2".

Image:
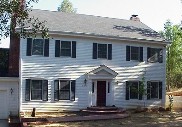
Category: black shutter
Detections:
[
  {"x1": 108, "y1": 44, "x2": 112, "y2": 60},
  {"x1": 26, "y1": 38, "x2": 32, "y2": 56},
  {"x1": 93, "y1": 43, "x2": 97, "y2": 59},
  {"x1": 42, "y1": 80, "x2": 48, "y2": 101},
  {"x1": 158, "y1": 49, "x2": 163, "y2": 63},
  {"x1": 139, "y1": 47, "x2": 143, "y2": 62},
  {"x1": 147, "y1": 47, "x2": 151, "y2": 62},
  {"x1": 147, "y1": 81, "x2": 151, "y2": 100},
  {"x1": 126, "y1": 46, "x2": 130, "y2": 61},
  {"x1": 159, "y1": 81, "x2": 162, "y2": 99},
  {"x1": 139, "y1": 81, "x2": 143, "y2": 100},
  {"x1": 54, "y1": 80, "x2": 59, "y2": 101},
  {"x1": 71, "y1": 80, "x2": 76, "y2": 101},
  {"x1": 44, "y1": 39, "x2": 49, "y2": 57},
  {"x1": 25, "y1": 79, "x2": 31, "y2": 101},
  {"x1": 55, "y1": 40, "x2": 60, "y2": 57},
  {"x1": 72, "y1": 41, "x2": 76, "y2": 58},
  {"x1": 126, "y1": 81, "x2": 129, "y2": 100}
]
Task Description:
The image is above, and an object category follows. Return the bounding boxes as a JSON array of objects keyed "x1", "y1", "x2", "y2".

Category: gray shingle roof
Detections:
[{"x1": 28, "y1": 9, "x2": 165, "y2": 42}]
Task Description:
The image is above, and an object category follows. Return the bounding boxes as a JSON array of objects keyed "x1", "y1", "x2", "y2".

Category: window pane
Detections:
[
  {"x1": 151, "y1": 82, "x2": 159, "y2": 98},
  {"x1": 61, "y1": 41, "x2": 71, "y2": 56},
  {"x1": 98, "y1": 44, "x2": 107, "y2": 58},
  {"x1": 148, "y1": 48, "x2": 159, "y2": 62},
  {"x1": 131, "y1": 46, "x2": 139, "y2": 60},
  {"x1": 59, "y1": 90, "x2": 70, "y2": 100},
  {"x1": 32, "y1": 39, "x2": 44, "y2": 55},
  {"x1": 31, "y1": 80, "x2": 42, "y2": 100},
  {"x1": 59, "y1": 80, "x2": 70, "y2": 100},
  {"x1": 130, "y1": 82, "x2": 138, "y2": 99},
  {"x1": 92, "y1": 82, "x2": 94, "y2": 93}
]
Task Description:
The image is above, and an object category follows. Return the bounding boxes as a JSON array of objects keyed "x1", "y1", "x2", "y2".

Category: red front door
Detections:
[{"x1": 97, "y1": 81, "x2": 106, "y2": 106}]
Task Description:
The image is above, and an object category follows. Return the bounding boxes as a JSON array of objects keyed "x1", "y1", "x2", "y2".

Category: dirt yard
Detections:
[{"x1": 28, "y1": 111, "x2": 182, "y2": 127}]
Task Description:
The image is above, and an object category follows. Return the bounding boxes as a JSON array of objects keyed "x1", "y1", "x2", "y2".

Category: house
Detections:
[
  {"x1": 0, "y1": 9, "x2": 168, "y2": 118},
  {"x1": 19, "y1": 9, "x2": 168, "y2": 111}
]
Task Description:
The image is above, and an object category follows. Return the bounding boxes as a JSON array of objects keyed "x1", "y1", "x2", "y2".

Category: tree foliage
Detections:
[
  {"x1": 160, "y1": 21, "x2": 182, "y2": 89},
  {"x1": 57, "y1": 0, "x2": 76, "y2": 13},
  {"x1": 0, "y1": 0, "x2": 48, "y2": 41}
]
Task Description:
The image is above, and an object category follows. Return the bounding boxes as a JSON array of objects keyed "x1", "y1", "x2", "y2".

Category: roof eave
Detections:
[{"x1": 48, "y1": 31, "x2": 169, "y2": 45}]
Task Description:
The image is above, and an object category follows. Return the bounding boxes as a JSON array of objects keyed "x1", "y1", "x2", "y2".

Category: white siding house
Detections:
[{"x1": 19, "y1": 9, "x2": 168, "y2": 112}]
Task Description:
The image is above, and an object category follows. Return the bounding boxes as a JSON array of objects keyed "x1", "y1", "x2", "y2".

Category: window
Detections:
[
  {"x1": 125, "y1": 81, "x2": 143, "y2": 100},
  {"x1": 147, "y1": 48, "x2": 163, "y2": 63},
  {"x1": 55, "y1": 40, "x2": 76, "y2": 58},
  {"x1": 26, "y1": 38, "x2": 49, "y2": 57},
  {"x1": 131, "y1": 46, "x2": 139, "y2": 60},
  {"x1": 147, "y1": 81, "x2": 162, "y2": 99},
  {"x1": 54, "y1": 80, "x2": 75, "y2": 101},
  {"x1": 98, "y1": 44, "x2": 107, "y2": 58},
  {"x1": 32, "y1": 39, "x2": 44, "y2": 55},
  {"x1": 61, "y1": 41, "x2": 71, "y2": 56},
  {"x1": 25, "y1": 79, "x2": 48, "y2": 101},
  {"x1": 126, "y1": 46, "x2": 143, "y2": 61},
  {"x1": 31, "y1": 80, "x2": 42, "y2": 100},
  {"x1": 93, "y1": 43, "x2": 112, "y2": 60}
]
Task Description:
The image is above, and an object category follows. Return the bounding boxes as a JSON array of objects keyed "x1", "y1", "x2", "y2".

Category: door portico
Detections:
[{"x1": 85, "y1": 65, "x2": 118, "y2": 107}]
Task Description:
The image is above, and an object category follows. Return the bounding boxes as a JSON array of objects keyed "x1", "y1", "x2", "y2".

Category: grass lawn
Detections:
[{"x1": 28, "y1": 111, "x2": 182, "y2": 127}]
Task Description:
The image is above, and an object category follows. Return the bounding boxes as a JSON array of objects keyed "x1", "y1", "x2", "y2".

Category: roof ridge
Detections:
[{"x1": 31, "y1": 9, "x2": 133, "y2": 22}]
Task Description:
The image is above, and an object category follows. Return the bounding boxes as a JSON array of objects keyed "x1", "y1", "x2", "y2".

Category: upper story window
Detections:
[
  {"x1": 61, "y1": 41, "x2": 71, "y2": 56},
  {"x1": 26, "y1": 38, "x2": 49, "y2": 57},
  {"x1": 126, "y1": 46, "x2": 143, "y2": 62},
  {"x1": 55, "y1": 40, "x2": 76, "y2": 58},
  {"x1": 147, "y1": 47, "x2": 163, "y2": 63},
  {"x1": 98, "y1": 44, "x2": 107, "y2": 58},
  {"x1": 93, "y1": 43, "x2": 112, "y2": 60},
  {"x1": 125, "y1": 81, "x2": 143, "y2": 100},
  {"x1": 32, "y1": 39, "x2": 44, "y2": 55},
  {"x1": 25, "y1": 79, "x2": 48, "y2": 101},
  {"x1": 147, "y1": 81, "x2": 162, "y2": 99},
  {"x1": 54, "y1": 80, "x2": 75, "y2": 101}
]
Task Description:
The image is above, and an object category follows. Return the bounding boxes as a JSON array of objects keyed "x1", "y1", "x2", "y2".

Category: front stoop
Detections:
[
  {"x1": 81, "y1": 106, "x2": 126, "y2": 115},
  {"x1": 21, "y1": 113, "x2": 129, "y2": 126}
]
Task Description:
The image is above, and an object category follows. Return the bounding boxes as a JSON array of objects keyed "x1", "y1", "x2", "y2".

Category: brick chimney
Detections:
[
  {"x1": 130, "y1": 15, "x2": 140, "y2": 22},
  {"x1": 8, "y1": 0, "x2": 25, "y2": 77}
]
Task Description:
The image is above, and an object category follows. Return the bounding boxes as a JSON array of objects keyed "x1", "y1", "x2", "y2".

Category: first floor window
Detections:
[
  {"x1": 126, "y1": 81, "x2": 143, "y2": 100},
  {"x1": 147, "y1": 81, "x2": 162, "y2": 99},
  {"x1": 54, "y1": 80, "x2": 75, "y2": 101},
  {"x1": 129, "y1": 81, "x2": 139, "y2": 99},
  {"x1": 25, "y1": 79, "x2": 48, "y2": 101},
  {"x1": 31, "y1": 80, "x2": 42, "y2": 100}
]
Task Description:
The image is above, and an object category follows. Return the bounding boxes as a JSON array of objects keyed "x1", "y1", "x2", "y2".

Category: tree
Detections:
[
  {"x1": 160, "y1": 21, "x2": 182, "y2": 90},
  {"x1": 57, "y1": 0, "x2": 77, "y2": 13},
  {"x1": 0, "y1": 0, "x2": 48, "y2": 41}
]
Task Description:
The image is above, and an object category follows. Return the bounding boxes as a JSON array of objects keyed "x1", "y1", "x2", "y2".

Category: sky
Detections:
[{"x1": 0, "y1": 0, "x2": 182, "y2": 48}]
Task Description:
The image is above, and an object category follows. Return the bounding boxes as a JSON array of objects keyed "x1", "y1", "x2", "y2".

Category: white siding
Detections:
[
  {"x1": 20, "y1": 35, "x2": 166, "y2": 111},
  {"x1": 0, "y1": 80, "x2": 19, "y2": 116}
]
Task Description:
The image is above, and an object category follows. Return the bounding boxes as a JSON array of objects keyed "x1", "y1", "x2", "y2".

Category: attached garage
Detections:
[{"x1": 0, "y1": 77, "x2": 19, "y2": 119}]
